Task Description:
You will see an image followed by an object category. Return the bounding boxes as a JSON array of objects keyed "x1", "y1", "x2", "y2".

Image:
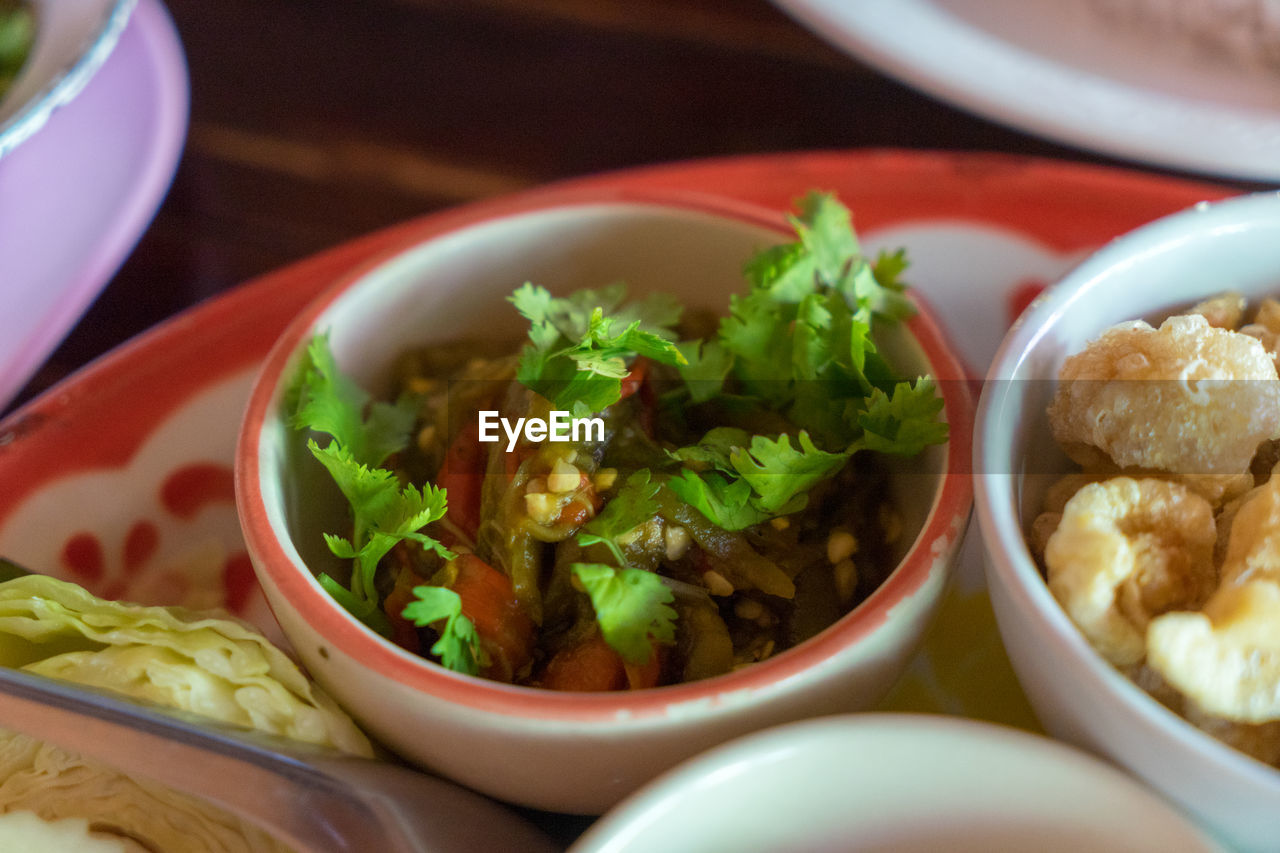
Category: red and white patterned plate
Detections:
[{"x1": 0, "y1": 149, "x2": 1232, "y2": 726}]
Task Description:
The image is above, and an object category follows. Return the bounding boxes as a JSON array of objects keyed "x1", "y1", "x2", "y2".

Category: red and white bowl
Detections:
[{"x1": 235, "y1": 187, "x2": 975, "y2": 814}]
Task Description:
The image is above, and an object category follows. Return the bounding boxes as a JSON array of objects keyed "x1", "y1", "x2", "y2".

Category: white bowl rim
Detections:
[
  {"x1": 235, "y1": 185, "x2": 976, "y2": 723},
  {"x1": 570, "y1": 712, "x2": 1224, "y2": 853},
  {"x1": 975, "y1": 190, "x2": 1280, "y2": 792}
]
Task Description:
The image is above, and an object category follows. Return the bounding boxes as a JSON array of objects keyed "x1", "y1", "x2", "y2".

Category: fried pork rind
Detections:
[
  {"x1": 1147, "y1": 580, "x2": 1280, "y2": 724},
  {"x1": 1043, "y1": 469, "x2": 1252, "y2": 513},
  {"x1": 1147, "y1": 475, "x2": 1280, "y2": 723},
  {"x1": 1030, "y1": 470, "x2": 1250, "y2": 562},
  {"x1": 1047, "y1": 314, "x2": 1280, "y2": 475},
  {"x1": 1045, "y1": 477, "x2": 1217, "y2": 666},
  {"x1": 1191, "y1": 291, "x2": 1246, "y2": 330},
  {"x1": 1239, "y1": 297, "x2": 1280, "y2": 371},
  {"x1": 1214, "y1": 470, "x2": 1280, "y2": 588}
]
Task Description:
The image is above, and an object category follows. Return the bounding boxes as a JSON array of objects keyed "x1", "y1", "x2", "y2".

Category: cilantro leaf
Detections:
[
  {"x1": 577, "y1": 470, "x2": 662, "y2": 566},
  {"x1": 872, "y1": 247, "x2": 909, "y2": 291},
  {"x1": 742, "y1": 241, "x2": 813, "y2": 302},
  {"x1": 844, "y1": 256, "x2": 915, "y2": 325},
  {"x1": 658, "y1": 193, "x2": 948, "y2": 534},
  {"x1": 741, "y1": 191, "x2": 867, "y2": 307},
  {"x1": 307, "y1": 439, "x2": 454, "y2": 628},
  {"x1": 291, "y1": 334, "x2": 454, "y2": 636},
  {"x1": 511, "y1": 284, "x2": 686, "y2": 414},
  {"x1": 668, "y1": 375, "x2": 949, "y2": 531},
  {"x1": 666, "y1": 426, "x2": 752, "y2": 473},
  {"x1": 402, "y1": 585, "x2": 484, "y2": 676},
  {"x1": 570, "y1": 563, "x2": 676, "y2": 664},
  {"x1": 668, "y1": 430, "x2": 850, "y2": 530},
  {"x1": 290, "y1": 333, "x2": 416, "y2": 468},
  {"x1": 729, "y1": 432, "x2": 849, "y2": 514},
  {"x1": 792, "y1": 190, "x2": 862, "y2": 290},
  {"x1": 718, "y1": 290, "x2": 794, "y2": 397},
  {"x1": 720, "y1": 205, "x2": 879, "y2": 425},
  {"x1": 855, "y1": 377, "x2": 950, "y2": 457},
  {"x1": 789, "y1": 191, "x2": 913, "y2": 324},
  {"x1": 509, "y1": 281, "x2": 680, "y2": 342},
  {"x1": 508, "y1": 280, "x2": 561, "y2": 334},
  {"x1": 610, "y1": 290, "x2": 683, "y2": 334},
  {"x1": 570, "y1": 471, "x2": 680, "y2": 659},
  {"x1": 308, "y1": 441, "x2": 449, "y2": 545},
  {"x1": 675, "y1": 339, "x2": 734, "y2": 403},
  {"x1": 666, "y1": 469, "x2": 771, "y2": 531},
  {"x1": 715, "y1": 192, "x2": 934, "y2": 443}
]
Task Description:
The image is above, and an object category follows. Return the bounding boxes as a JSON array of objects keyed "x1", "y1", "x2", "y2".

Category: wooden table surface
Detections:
[
  {"x1": 7, "y1": 0, "x2": 1269, "y2": 407},
  {"x1": 9, "y1": 0, "x2": 1187, "y2": 411}
]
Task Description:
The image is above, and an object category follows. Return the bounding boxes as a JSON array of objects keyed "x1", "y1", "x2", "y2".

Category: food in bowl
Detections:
[
  {"x1": 0, "y1": 565, "x2": 372, "y2": 852},
  {"x1": 0, "y1": 0, "x2": 33, "y2": 100},
  {"x1": 1028, "y1": 292, "x2": 1280, "y2": 769},
  {"x1": 289, "y1": 192, "x2": 948, "y2": 690},
  {"x1": 240, "y1": 190, "x2": 972, "y2": 812},
  {"x1": 976, "y1": 192, "x2": 1280, "y2": 853}
]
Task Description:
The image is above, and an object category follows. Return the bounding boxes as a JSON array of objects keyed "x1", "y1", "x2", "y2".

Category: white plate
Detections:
[
  {"x1": 0, "y1": 0, "x2": 136, "y2": 156},
  {"x1": 773, "y1": 0, "x2": 1280, "y2": 183},
  {"x1": 570, "y1": 714, "x2": 1225, "y2": 853}
]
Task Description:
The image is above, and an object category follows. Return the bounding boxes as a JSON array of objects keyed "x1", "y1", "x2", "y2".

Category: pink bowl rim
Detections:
[{"x1": 235, "y1": 185, "x2": 975, "y2": 723}]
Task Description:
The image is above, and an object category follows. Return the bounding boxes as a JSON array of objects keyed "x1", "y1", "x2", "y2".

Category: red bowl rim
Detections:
[{"x1": 235, "y1": 185, "x2": 976, "y2": 723}]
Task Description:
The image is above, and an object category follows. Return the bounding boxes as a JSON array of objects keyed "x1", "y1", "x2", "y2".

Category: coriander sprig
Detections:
[
  {"x1": 291, "y1": 335, "x2": 455, "y2": 638},
  {"x1": 402, "y1": 586, "x2": 485, "y2": 676},
  {"x1": 664, "y1": 193, "x2": 949, "y2": 530},
  {"x1": 570, "y1": 563, "x2": 677, "y2": 665},
  {"x1": 509, "y1": 283, "x2": 687, "y2": 416},
  {"x1": 568, "y1": 470, "x2": 676, "y2": 664}
]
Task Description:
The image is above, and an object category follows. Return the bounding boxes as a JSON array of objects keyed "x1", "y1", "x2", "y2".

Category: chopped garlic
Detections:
[
  {"x1": 664, "y1": 525, "x2": 692, "y2": 561},
  {"x1": 704, "y1": 570, "x2": 735, "y2": 597},
  {"x1": 547, "y1": 458, "x2": 581, "y2": 493},
  {"x1": 525, "y1": 492, "x2": 560, "y2": 525},
  {"x1": 826, "y1": 529, "x2": 858, "y2": 564}
]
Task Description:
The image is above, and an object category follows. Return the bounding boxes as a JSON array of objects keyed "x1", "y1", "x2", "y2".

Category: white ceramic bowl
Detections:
[
  {"x1": 976, "y1": 191, "x2": 1280, "y2": 853},
  {"x1": 570, "y1": 713, "x2": 1224, "y2": 853},
  {"x1": 237, "y1": 187, "x2": 974, "y2": 814}
]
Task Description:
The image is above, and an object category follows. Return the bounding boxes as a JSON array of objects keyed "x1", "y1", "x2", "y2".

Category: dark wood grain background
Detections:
[{"x1": 12, "y1": 0, "x2": 1178, "y2": 411}]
